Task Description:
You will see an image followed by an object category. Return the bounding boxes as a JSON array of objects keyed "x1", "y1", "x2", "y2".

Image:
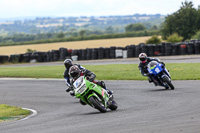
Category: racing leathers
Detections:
[
  {"x1": 138, "y1": 57, "x2": 163, "y2": 84},
  {"x1": 64, "y1": 64, "x2": 110, "y2": 96}
]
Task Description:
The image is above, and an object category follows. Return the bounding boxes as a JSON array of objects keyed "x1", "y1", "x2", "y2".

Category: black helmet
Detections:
[
  {"x1": 139, "y1": 53, "x2": 147, "y2": 62},
  {"x1": 69, "y1": 65, "x2": 81, "y2": 79},
  {"x1": 64, "y1": 59, "x2": 73, "y2": 69}
]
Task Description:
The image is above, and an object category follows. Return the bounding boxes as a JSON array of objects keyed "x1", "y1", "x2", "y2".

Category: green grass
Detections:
[
  {"x1": 0, "y1": 63, "x2": 199, "y2": 80},
  {"x1": 0, "y1": 104, "x2": 31, "y2": 122}
]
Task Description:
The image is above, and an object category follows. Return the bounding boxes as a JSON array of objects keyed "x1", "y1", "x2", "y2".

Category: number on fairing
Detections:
[{"x1": 155, "y1": 68, "x2": 160, "y2": 73}]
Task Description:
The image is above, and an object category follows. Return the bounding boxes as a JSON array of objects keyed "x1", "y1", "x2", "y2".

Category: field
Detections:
[{"x1": 0, "y1": 36, "x2": 151, "y2": 56}]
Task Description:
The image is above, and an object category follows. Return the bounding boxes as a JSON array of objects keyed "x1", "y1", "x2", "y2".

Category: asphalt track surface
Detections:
[
  {"x1": 0, "y1": 79, "x2": 200, "y2": 133},
  {"x1": 0, "y1": 55, "x2": 200, "y2": 133}
]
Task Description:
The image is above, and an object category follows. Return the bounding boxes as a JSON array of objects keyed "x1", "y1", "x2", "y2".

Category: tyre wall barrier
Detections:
[
  {"x1": 5, "y1": 40, "x2": 200, "y2": 63},
  {"x1": 0, "y1": 55, "x2": 9, "y2": 63}
]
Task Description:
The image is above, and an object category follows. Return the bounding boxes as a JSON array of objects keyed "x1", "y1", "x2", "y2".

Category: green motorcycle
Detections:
[{"x1": 71, "y1": 76, "x2": 118, "y2": 113}]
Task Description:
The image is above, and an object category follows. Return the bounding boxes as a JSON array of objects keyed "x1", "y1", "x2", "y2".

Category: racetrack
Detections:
[{"x1": 0, "y1": 79, "x2": 200, "y2": 133}]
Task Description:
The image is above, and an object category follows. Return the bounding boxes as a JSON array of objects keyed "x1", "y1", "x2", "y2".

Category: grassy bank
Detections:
[
  {"x1": 0, "y1": 63, "x2": 199, "y2": 80},
  {"x1": 0, "y1": 104, "x2": 31, "y2": 122}
]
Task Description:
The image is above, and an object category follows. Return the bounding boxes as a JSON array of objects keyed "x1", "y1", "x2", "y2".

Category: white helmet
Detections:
[{"x1": 139, "y1": 53, "x2": 147, "y2": 62}]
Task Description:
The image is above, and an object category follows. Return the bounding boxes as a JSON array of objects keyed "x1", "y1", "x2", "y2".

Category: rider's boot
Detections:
[
  {"x1": 97, "y1": 81, "x2": 113, "y2": 96},
  {"x1": 148, "y1": 77, "x2": 153, "y2": 83}
]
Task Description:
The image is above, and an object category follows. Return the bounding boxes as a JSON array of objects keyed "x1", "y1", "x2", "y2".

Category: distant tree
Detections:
[
  {"x1": 79, "y1": 30, "x2": 86, "y2": 39},
  {"x1": 161, "y1": 1, "x2": 199, "y2": 40},
  {"x1": 56, "y1": 32, "x2": 65, "y2": 38},
  {"x1": 125, "y1": 23, "x2": 146, "y2": 32},
  {"x1": 105, "y1": 26, "x2": 114, "y2": 34}
]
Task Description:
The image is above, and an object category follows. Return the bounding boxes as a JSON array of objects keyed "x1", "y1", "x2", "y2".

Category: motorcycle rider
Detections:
[
  {"x1": 138, "y1": 53, "x2": 165, "y2": 85},
  {"x1": 63, "y1": 59, "x2": 113, "y2": 97}
]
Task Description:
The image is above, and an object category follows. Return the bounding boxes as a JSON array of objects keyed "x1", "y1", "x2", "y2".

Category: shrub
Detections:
[
  {"x1": 166, "y1": 33, "x2": 183, "y2": 43},
  {"x1": 146, "y1": 35, "x2": 162, "y2": 44},
  {"x1": 191, "y1": 31, "x2": 200, "y2": 40}
]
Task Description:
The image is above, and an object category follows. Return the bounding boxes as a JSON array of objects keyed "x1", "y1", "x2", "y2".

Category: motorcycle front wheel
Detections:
[
  {"x1": 162, "y1": 76, "x2": 175, "y2": 90},
  {"x1": 88, "y1": 96, "x2": 107, "y2": 113}
]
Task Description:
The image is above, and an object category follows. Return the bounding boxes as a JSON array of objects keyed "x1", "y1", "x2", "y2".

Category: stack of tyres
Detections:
[
  {"x1": 52, "y1": 50, "x2": 59, "y2": 61},
  {"x1": 141, "y1": 45, "x2": 148, "y2": 55},
  {"x1": 194, "y1": 41, "x2": 200, "y2": 54},
  {"x1": 98, "y1": 47, "x2": 105, "y2": 59},
  {"x1": 179, "y1": 42, "x2": 187, "y2": 55},
  {"x1": 0, "y1": 55, "x2": 9, "y2": 63},
  {"x1": 160, "y1": 43, "x2": 166, "y2": 56},
  {"x1": 110, "y1": 47, "x2": 116, "y2": 59},
  {"x1": 86, "y1": 48, "x2": 92, "y2": 60},
  {"x1": 35, "y1": 52, "x2": 45, "y2": 62},
  {"x1": 154, "y1": 44, "x2": 161, "y2": 56},
  {"x1": 104, "y1": 48, "x2": 110, "y2": 59},
  {"x1": 172, "y1": 43, "x2": 179, "y2": 55},
  {"x1": 92, "y1": 48, "x2": 98, "y2": 60},
  {"x1": 18, "y1": 54, "x2": 24, "y2": 62},
  {"x1": 71, "y1": 50, "x2": 78, "y2": 61},
  {"x1": 77, "y1": 50, "x2": 83, "y2": 60},
  {"x1": 187, "y1": 42, "x2": 195, "y2": 55},
  {"x1": 147, "y1": 44, "x2": 155, "y2": 56},
  {"x1": 135, "y1": 45, "x2": 141, "y2": 57},
  {"x1": 127, "y1": 45, "x2": 135, "y2": 58},
  {"x1": 24, "y1": 52, "x2": 32, "y2": 62},
  {"x1": 59, "y1": 48, "x2": 68, "y2": 61},
  {"x1": 164, "y1": 43, "x2": 172, "y2": 56},
  {"x1": 9, "y1": 54, "x2": 20, "y2": 63},
  {"x1": 81, "y1": 49, "x2": 87, "y2": 60}
]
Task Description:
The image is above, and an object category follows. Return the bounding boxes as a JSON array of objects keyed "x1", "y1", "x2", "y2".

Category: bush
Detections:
[
  {"x1": 166, "y1": 33, "x2": 183, "y2": 43},
  {"x1": 191, "y1": 31, "x2": 200, "y2": 40},
  {"x1": 146, "y1": 35, "x2": 162, "y2": 44}
]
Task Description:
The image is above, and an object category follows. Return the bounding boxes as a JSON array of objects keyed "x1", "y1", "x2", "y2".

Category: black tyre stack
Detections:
[
  {"x1": 92, "y1": 48, "x2": 98, "y2": 60},
  {"x1": 0, "y1": 55, "x2": 9, "y2": 63},
  {"x1": 81, "y1": 49, "x2": 87, "y2": 60},
  {"x1": 187, "y1": 42, "x2": 195, "y2": 55},
  {"x1": 126, "y1": 45, "x2": 135, "y2": 58},
  {"x1": 59, "y1": 48, "x2": 68, "y2": 61},
  {"x1": 194, "y1": 41, "x2": 200, "y2": 54},
  {"x1": 179, "y1": 42, "x2": 187, "y2": 55},
  {"x1": 135, "y1": 45, "x2": 141, "y2": 57},
  {"x1": 105, "y1": 48, "x2": 110, "y2": 59},
  {"x1": 98, "y1": 47, "x2": 105, "y2": 59},
  {"x1": 110, "y1": 47, "x2": 116, "y2": 59},
  {"x1": 141, "y1": 45, "x2": 148, "y2": 55},
  {"x1": 86, "y1": 48, "x2": 92, "y2": 60},
  {"x1": 147, "y1": 44, "x2": 155, "y2": 56},
  {"x1": 154, "y1": 44, "x2": 161, "y2": 56},
  {"x1": 164, "y1": 43, "x2": 173, "y2": 56}
]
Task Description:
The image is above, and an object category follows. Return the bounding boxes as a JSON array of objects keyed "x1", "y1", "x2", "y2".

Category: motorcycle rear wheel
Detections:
[
  {"x1": 162, "y1": 76, "x2": 175, "y2": 90},
  {"x1": 88, "y1": 96, "x2": 107, "y2": 113}
]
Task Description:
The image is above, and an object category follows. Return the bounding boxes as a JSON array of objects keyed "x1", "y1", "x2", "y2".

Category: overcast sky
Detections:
[{"x1": 0, "y1": 0, "x2": 200, "y2": 19}]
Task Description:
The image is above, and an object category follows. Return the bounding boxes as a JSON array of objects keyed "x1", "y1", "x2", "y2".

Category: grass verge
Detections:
[
  {"x1": 0, "y1": 63, "x2": 199, "y2": 80},
  {"x1": 0, "y1": 104, "x2": 31, "y2": 122}
]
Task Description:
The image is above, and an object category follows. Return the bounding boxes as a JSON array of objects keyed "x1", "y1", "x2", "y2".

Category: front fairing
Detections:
[{"x1": 73, "y1": 76, "x2": 109, "y2": 107}]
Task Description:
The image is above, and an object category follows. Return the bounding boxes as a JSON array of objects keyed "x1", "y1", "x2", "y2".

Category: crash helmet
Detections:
[
  {"x1": 139, "y1": 53, "x2": 147, "y2": 62},
  {"x1": 64, "y1": 59, "x2": 73, "y2": 69},
  {"x1": 69, "y1": 65, "x2": 81, "y2": 79}
]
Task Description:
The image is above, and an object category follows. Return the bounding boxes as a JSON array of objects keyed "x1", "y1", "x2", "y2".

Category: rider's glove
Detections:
[
  {"x1": 66, "y1": 86, "x2": 73, "y2": 92},
  {"x1": 160, "y1": 62, "x2": 165, "y2": 66}
]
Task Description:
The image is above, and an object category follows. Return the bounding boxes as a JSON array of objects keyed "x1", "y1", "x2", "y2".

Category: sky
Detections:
[{"x1": 0, "y1": 0, "x2": 200, "y2": 19}]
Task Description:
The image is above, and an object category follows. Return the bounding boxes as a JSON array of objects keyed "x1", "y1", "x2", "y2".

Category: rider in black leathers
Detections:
[
  {"x1": 63, "y1": 59, "x2": 112, "y2": 96},
  {"x1": 138, "y1": 53, "x2": 164, "y2": 85}
]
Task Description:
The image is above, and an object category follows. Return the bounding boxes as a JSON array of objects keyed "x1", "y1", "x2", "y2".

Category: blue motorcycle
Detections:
[{"x1": 147, "y1": 61, "x2": 174, "y2": 90}]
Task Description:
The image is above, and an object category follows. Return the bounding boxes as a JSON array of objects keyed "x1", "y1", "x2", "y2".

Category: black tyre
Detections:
[
  {"x1": 162, "y1": 76, "x2": 175, "y2": 90},
  {"x1": 88, "y1": 96, "x2": 107, "y2": 113},
  {"x1": 108, "y1": 100, "x2": 118, "y2": 111}
]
